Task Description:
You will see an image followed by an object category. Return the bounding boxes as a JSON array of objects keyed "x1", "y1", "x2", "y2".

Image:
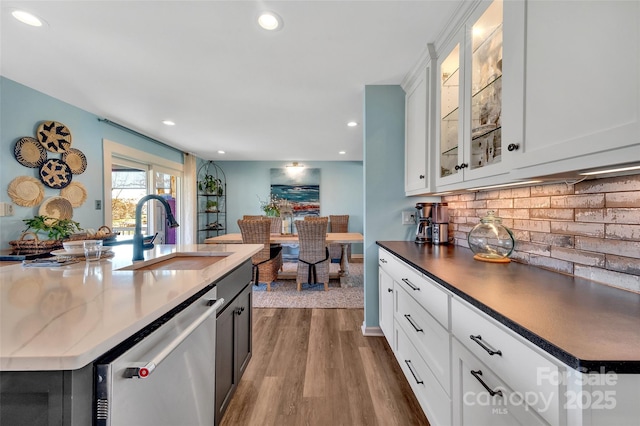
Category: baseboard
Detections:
[
  {"x1": 350, "y1": 254, "x2": 363, "y2": 263},
  {"x1": 361, "y1": 323, "x2": 384, "y2": 337}
]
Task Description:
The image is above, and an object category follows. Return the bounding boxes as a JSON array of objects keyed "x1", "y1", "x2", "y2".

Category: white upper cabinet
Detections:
[
  {"x1": 405, "y1": 56, "x2": 435, "y2": 195},
  {"x1": 435, "y1": 0, "x2": 525, "y2": 190},
  {"x1": 511, "y1": 0, "x2": 640, "y2": 178}
]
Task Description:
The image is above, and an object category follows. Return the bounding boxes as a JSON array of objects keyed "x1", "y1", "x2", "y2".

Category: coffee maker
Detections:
[
  {"x1": 414, "y1": 203, "x2": 433, "y2": 244},
  {"x1": 431, "y1": 203, "x2": 449, "y2": 245}
]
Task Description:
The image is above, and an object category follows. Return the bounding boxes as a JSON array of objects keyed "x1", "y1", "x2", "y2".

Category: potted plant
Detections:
[
  {"x1": 198, "y1": 174, "x2": 223, "y2": 195},
  {"x1": 205, "y1": 200, "x2": 218, "y2": 212},
  {"x1": 22, "y1": 215, "x2": 82, "y2": 241}
]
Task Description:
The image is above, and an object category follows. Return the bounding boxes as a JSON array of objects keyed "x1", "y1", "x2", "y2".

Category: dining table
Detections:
[{"x1": 205, "y1": 232, "x2": 364, "y2": 278}]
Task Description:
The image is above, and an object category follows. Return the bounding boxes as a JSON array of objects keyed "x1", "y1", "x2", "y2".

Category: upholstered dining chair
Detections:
[
  {"x1": 237, "y1": 219, "x2": 283, "y2": 291},
  {"x1": 294, "y1": 218, "x2": 330, "y2": 291},
  {"x1": 329, "y1": 215, "x2": 350, "y2": 262}
]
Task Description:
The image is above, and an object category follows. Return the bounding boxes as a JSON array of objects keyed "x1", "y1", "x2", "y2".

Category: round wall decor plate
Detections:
[
  {"x1": 60, "y1": 182, "x2": 87, "y2": 207},
  {"x1": 61, "y1": 148, "x2": 87, "y2": 174},
  {"x1": 39, "y1": 158, "x2": 73, "y2": 189},
  {"x1": 39, "y1": 196, "x2": 74, "y2": 220},
  {"x1": 7, "y1": 176, "x2": 45, "y2": 207},
  {"x1": 37, "y1": 120, "x2": 72, "y2": 153},
  {"x1": 14, "y1": 137, "x2": 48, "y2": 168}
]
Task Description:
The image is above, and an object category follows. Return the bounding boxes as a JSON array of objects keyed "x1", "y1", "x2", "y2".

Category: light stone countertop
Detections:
[{"x1": 0, "y1": 243, "x2": 261, "y2": 371}]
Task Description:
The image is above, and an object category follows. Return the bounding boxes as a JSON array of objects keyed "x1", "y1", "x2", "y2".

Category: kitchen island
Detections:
[{"x1": 0, "y1": 243, "x2": 261, "y2": 425}]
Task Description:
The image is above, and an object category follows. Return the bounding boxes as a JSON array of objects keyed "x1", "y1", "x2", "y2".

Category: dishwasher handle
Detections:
[{"x1": 124, "y1": 297, "x2": 224, "y2": 379}]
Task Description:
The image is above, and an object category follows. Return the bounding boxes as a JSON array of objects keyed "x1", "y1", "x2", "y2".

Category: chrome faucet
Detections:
[{"x1": 132, "y1": 195, "x2": 179, "y2": 261}]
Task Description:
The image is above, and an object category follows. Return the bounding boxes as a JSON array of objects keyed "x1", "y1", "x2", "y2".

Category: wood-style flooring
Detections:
[{"x1": 220, "y1": 308, "x2": 430, "y2": 426}]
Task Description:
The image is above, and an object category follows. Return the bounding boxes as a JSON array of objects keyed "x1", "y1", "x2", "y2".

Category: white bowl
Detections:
[{"x1": 63, "y1": 240, "x2": 88, "y2": 251}]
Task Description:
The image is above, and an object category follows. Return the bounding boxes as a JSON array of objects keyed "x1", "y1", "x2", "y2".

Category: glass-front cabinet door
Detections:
[
  {"x1": 469, "y1": 0, "x2": 502, "y2": 172},
  {"x1": 436, "y1": 0, "x2": 516, "y2": 188},
  {"x1": 439, "y1": 42, "x2": 462, "y2": 183}
]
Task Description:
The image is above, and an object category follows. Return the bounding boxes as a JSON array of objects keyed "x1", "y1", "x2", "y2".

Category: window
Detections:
[{"x1": 104, "y1": 140, "x2": 184, "y2": 244}]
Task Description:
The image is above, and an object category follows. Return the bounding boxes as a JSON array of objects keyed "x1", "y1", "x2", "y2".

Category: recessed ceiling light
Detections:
[
  {"x1": 12, "y1": 10, "x2": 43, "y2": 27},
  {"x1": 347, "y1": 121, "x2": 358, "y2": 127},
  {"x1": 339, "y1": 151, "x2": 346, "y2": 155},
  {"x1": 162, "y1": 120, "x2": 175, "y2": 126},
  {"x1": 218, "y1": 150, "x2": 225, "y2": 155},
  {"x1": 258, "y1": 11, "x2": 283, "y2": 31}
]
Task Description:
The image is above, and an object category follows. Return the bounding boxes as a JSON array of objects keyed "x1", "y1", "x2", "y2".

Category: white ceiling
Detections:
[{"x1": 1, "y1": 0, "x2": 463, "y2": 161}]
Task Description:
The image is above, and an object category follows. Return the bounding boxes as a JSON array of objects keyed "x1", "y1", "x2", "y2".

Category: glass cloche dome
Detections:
[{"x1": 468, "y1": 211, "x2": 515, "y2": 262}]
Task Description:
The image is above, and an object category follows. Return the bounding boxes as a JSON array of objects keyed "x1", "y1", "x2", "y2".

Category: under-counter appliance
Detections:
[
  {"x1": 94, "y1": 285, "x2": 224, "y2": 426},
  {"x1": 431, "y1": 203, "x2": 449, "y2": 245},
  {"x1": 414, "y1": 203, "x2": 433, "y2": 244}
]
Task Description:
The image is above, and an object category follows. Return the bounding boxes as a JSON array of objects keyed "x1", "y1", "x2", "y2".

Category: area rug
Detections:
[{"x1": 252, "y1": 262, "x2": 364, "y2": 309}]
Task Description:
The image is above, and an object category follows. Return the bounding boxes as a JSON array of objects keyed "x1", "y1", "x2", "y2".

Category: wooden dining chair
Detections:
[
  {"x1": 237, "y1": 219, "x2": 283, "y2": 291},
  {"x1": 295, "y1": 218, "x2": 330, "y2": 291},
  {"x1": 329, "y1": 214, "x2": 350, "y2": 262}
]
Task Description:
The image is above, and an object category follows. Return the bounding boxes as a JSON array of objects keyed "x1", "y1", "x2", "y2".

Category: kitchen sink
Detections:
[{"x1": 118, "y1": 252, "x2": 230, "y2": 271}]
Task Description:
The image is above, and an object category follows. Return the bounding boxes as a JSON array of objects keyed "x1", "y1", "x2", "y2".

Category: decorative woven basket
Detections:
[
  {"x1": 68, "y1": 225, "x2": 116, "y2": 241},
  {"x1": 61, "y1": 148, "x2": 87, "y2": 174},
  {"x1": 14, "y1": 137, "x2": 48, "y2": 168},
  {"x1": 37, "y1": 120, "x2": 72, "y2": 153},
  {"x1": 8, "y1": 176, "x2": 45, "y2": 207},
  {"x1": 39, "y1": 159, "x2": 73, "y2": 189},
  {"x1": 39, "y1": 196, "x2": 74, "y2": 220},
  {"x1": 9, "y1": 232, "x2": 63, "y2": 251},
  {"x1": 60, "y1": 182, "x2": 87, "y2": 207}
]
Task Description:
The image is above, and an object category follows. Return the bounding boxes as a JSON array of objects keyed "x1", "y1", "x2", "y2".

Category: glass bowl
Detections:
[{"x1": 468, "y1": 211, "x2": 514, "y2": 262}]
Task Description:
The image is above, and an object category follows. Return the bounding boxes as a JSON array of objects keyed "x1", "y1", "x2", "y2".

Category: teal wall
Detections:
[
  {"x1": 208, "y1": 160, "x2": 364, "y2": 254},
  {"x1": 0, "y1": 77, "x2": 183, "y2": 246},
  {"x1": 362, "y1": 85, "x2": 439, "y2": 330}
]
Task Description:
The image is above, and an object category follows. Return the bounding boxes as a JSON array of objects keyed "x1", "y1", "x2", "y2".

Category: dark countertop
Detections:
[{"x1": 377, "y1": 241, "x2": 640, "y2": 373}]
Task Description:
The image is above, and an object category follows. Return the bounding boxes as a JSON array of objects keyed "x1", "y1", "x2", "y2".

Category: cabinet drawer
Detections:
[
  {"x1": 452, "y1": 339, "x2": 549, "y2": 426},
  {"x1": 396, "y1": 322, "x2": 452, "y2": 426},
  {"x1": 378, "y1": 248, "x2": 405, "y2": 279},
  {"x1": 452, "y1": 298, "x2": 563, "y2": 426},
  {"x1": 394, "y1": 261, "x2": 449, "y2": 329},
  {"x1": 396, "y1": 284, "x2": 450, "y2": 393}
]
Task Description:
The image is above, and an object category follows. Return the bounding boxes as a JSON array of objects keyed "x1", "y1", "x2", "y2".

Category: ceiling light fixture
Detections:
[
  {"x1": 218, "y1": 150, "x2": 225, "y2": 155},
  {"x1": 12, "y1": 10, "x2": 43, "y2": 27},
  {"x1": 286, "y1": 162, "x2": 304, "y2": 169},
  {"x1": 258, "y1": 11, "x2": 283, "y2": 31},
  {"x1": 347, "y1": 121, "x2": 358, "y2": 127},
  {"x1": 580, "y1": 164, "x2": 640, "y2": 176},
  {"x1": 339, "y1": 151, "x2": 346, "y2": 155},
  {"x1": 162, "y1": 120, "x2": 175, "y2": 126}
]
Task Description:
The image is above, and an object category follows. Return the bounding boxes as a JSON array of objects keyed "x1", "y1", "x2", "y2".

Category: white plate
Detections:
[
  {"x1": 51, "y1": 249, "x2": 113, "y2": 258},
  {"x1": 51, "y1": 248, "x2": 85, "y2": 256}
]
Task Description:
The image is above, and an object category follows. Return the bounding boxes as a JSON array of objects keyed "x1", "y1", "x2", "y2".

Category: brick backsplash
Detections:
[{"x1": 443, "y1": 174, "x2": 640, "y2": 294}]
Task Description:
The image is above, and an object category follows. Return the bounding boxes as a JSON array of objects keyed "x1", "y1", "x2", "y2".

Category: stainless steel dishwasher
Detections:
[{"x1": 94, "y1": 285, "x2": 224, "y2": 426}]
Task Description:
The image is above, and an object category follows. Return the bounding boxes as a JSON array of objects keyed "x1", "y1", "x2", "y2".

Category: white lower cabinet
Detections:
[
  {"x1": 452, "y1": 338, "x2": 549, "y2": 425},
  {"x1": 378, "y1": 265, "x2": 395, "y2": 349},
  {"x1": 396, "y1": 322, "x2": 452, "y2": 426},
  {"x1": 378, "y1": 246, "x2": 640, "y2": 426},
  {"x1": 452, "y1": 298, "x2": 563, "y2": 425},
  {"x1": 396, "y1": 284, "x2": 450, "y2": 392}
]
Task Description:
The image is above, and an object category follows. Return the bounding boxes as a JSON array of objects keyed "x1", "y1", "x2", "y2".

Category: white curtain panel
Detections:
[{"x1": 183, "y1": 153, "x2": 197, "y2": 244}]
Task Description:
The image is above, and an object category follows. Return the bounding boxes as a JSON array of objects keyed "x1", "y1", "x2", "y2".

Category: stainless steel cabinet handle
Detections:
[
  {"x1": 404, "y1": 314, "x2": 423, "y2": 333},
  {"x1": 387, "y1": 288, "x2": 393, "y2": 293},
  {"x1": 404, "y1": 360, "x2": 424, "y2": 385},
  {"x1": 380, "y1": 258, "x2": 387, "y2": 263},
  {"x1": 470, "y1": 334, "x2": 502, "y2": 356},
  {"x1": 124, "y1": 297, "x2": 225, "y2": 379},
  {"x1": 470, "y1": 370, "x2": 503, "y2": 397},
  {"x1": 402, "y1": 278, "x2": 420, "y2": 291}
]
